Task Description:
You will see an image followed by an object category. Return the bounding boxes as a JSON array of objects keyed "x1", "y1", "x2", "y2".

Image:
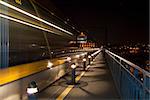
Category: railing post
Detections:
[
  {"x1": 143, "y1": 74, "x2": 150, "y2": 99},
  {"x1": 134, "y1": 69, "x2": 139, "y2": 79}
]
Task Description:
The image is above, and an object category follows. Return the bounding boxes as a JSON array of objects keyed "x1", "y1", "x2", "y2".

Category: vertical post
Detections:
[
  {"x1": 71, "y1": 63, "x2": 76, "y2": 85},
  {"x1": 72, "y1": 68, "x2": 76, "y2": 84},
  {"x1": 91, "y1": 55, "x2": 93, "y2": 61},
  {"x1": 88, "y1": 55, "x2": 91, "y2": 65},
  {"x1": 83, "y1": 58, "x2": 86, "y2": 71},
  {"x1": 27, "y1": 81, "x2": 38, "y2": 100},
  {"x1": 0, "y1": 3, "x2": 9, "y2": 68}
]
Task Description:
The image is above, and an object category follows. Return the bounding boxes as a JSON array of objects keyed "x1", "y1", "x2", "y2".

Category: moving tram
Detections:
[{"x1": 0, "y1": 0, "x2": 77, "y2": 68}]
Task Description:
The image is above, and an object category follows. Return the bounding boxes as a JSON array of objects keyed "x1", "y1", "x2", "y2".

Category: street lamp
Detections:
[
  {"x1": 88, "y1": 55, "x2": 91, "y2": 65},
  {"x1": 27, "y1": 81, "x2": 38, "y2": 100},
  {"x1": 91, "y1": 55, "x2": 93, "y2": 61},
  {"x1": 83, "y1": 58, "x2": 86, "y2": 71},
  {"x1": 70, "y1": 63, "x2": 76, "y2": 84}
]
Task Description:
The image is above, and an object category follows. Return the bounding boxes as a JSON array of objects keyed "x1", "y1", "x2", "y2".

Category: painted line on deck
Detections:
[
  {"x1": 56, "y1": 55, "x2": 98, "y2": 100},
  {"x1": 56, "y1": 71, "x2": 86, "y2": 100}
]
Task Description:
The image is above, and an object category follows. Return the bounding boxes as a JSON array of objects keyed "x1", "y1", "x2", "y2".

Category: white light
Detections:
[
  {"x1": 87, "y1": 65, "x2": 90, "y2": 69},
  {"x1": 81, "y1": 54, "x2": 85, "y2": 56},
  {"x1": 47, "y1": 61, "x2": 53, "y2": 68},
  {"x1": 83, "y1": 58, "x2": 86, "y2": 62},
  {"x1": 88, "y1": 55, "x2": 91, "y2": 58},
  {"x1": 81, "y1": 53, "x2": 86, "y2": 56},
  {"x1": 76, "y1": 55, "x2": 80, "y2": 58},
  {"x1": 71, "y1": 64, "x2": 76, "y2": 69},
  {"x1": 67, "y1": 57, "x2": 71, "y2": 61},
  {"x1": 0, "y1": 0, "x2": 73, "y2": 35},
  {"x1": 0, "y1": 14, "x2": 55, "y2": 34},
  {"x1": 91, "y1": 61, "x2": 93, "y2": 64},
  {"x1": 27, "y1": 87, "x2": 38, "y2": 94}
]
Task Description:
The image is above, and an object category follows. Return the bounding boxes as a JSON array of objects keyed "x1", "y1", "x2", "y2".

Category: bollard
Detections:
[
  {"x1": 27, "y1": 81, "x2": 38, "y2": 100},
  {"x1": 88, "y1": 55, "x2": 91, "y2": 65},
  {"x1": 70, "y1": 63, "x2": 76, "y2": 85},
  {"x1": 83, "y1": 58, "x2": 86, "y2": 71},
  {"x1": 91, "y1": 55, "x2": 93, "y2": 61},
  {"x1": 72, "y1": 68, "x2": 76, "y2": 84}
]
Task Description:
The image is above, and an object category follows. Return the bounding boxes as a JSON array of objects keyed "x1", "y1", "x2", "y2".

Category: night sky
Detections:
[{"x1": 36, "y1": 0, "x2": 149, "y2": 45}]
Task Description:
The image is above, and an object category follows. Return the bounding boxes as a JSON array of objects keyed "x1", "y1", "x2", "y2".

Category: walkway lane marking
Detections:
[
  {"x1": 56, "y1": 53, "x2": 99, "y2": 100},
  {"x1": 56, "y1": 71, "x2": 85, "y2": 100},
  {"x1": 56, "y1": 85, "x2": 74, "y2": 100}
]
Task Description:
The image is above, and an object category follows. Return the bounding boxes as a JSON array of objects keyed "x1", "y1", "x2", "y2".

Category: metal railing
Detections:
[{"x1": 105, "y1": 49, "x2": 150, "y2": 99}]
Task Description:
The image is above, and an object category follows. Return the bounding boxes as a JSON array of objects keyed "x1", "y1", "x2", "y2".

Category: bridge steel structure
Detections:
[{"x1": 105, "y1": 49, "x2": 150, "y2": 99}]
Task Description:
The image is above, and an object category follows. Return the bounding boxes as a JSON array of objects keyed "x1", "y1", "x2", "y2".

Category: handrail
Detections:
[
  {"x1": 105, "y1": 49, "x2": 150, "y2": 77},
  {"x1": 105, "y1": 49, "x2": 150, "y2": 99},
  {"x1": 91, "y1": 49, "x2": 101, "y2": 57}
]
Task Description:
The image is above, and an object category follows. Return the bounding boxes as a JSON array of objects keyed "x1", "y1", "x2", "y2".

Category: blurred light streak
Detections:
[
  {"x1": 0, "y1": 0, "x2": 73, "y2": 35},
  {"x1": 0, "y1": 14, "x2": 58, "y2": 34}
]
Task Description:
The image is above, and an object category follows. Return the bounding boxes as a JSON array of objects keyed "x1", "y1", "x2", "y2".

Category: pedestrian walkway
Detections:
[{"x1": 37, "y1": 52, "x2": 120, "y2": 100}]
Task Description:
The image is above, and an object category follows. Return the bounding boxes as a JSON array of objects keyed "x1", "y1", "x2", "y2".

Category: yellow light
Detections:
[
  {"x1": 0, "y1": 0, "x2": 73, "y2": 35},
  {"x1": 15, "y1": 0, "x2": 22, "y2": 5}
]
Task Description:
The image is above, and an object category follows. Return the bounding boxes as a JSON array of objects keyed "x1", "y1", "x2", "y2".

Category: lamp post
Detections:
[
  {"x1": 83, "y1": 58, "x2": 86, "y2": 71},
  {"x1": 70, "y1": 63, "x2": 76, "y2": 85},
  {"x1": 88, "y1": 55, "x2": 91, "y2": 65},
  {"x1": 91, "y1": 55, "x2": 93, "y2": 61},
  {"x1": 27, "y1": 81, "x2": 38, "y2": 100}
]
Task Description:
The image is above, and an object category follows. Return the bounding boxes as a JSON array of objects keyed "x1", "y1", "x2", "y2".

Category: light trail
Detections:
[
  {"x1": 0, "y1": 0, "x2": 73, "y2": 35},
  {"x1": 0, "y1": 14, "x2": 58, "y2": 34}
]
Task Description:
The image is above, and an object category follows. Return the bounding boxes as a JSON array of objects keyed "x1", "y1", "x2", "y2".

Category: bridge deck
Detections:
[{"x1": 37, "y1": 53, "x2": 120, "y2": 99}]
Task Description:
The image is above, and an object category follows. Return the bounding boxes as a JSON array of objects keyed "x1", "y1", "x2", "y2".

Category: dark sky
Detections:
[{"x1": 36, "y1": 0, "x2": 149, "y2": 44}]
